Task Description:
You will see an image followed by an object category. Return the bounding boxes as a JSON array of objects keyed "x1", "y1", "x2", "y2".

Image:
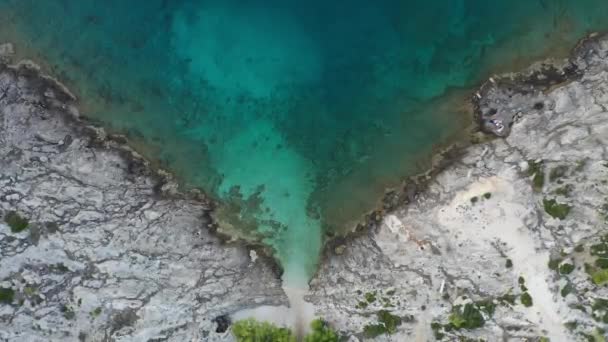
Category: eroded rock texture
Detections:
[
  {"x1": 309, "y1": 34, "x2": 608, "y2": 341},
  {"x1": 0, "y1": 61, "x2": 286, "y2": 341}
]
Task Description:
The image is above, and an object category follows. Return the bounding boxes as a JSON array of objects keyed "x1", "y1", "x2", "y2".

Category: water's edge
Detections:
[{"x1": 2, "y1": 30, "x2": 604, "y2": 285}]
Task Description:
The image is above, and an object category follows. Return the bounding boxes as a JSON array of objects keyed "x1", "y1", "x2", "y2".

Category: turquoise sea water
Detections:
[{"x1": 2, "y1": 0, "x2": 608, "y2": 285}]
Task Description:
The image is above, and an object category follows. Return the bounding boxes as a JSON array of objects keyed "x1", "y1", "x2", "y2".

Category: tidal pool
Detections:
[{"x1": 2, "y1": 0, "x2": 608, "y2": 285}]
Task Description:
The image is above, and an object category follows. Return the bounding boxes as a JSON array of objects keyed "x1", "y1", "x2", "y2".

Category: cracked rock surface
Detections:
[
  {"x1": 309, "y1": 34, "x2": 608, "y2": 341},
  {"x1": 0, "y1": 61, "x2": 286, "y2": 341}
]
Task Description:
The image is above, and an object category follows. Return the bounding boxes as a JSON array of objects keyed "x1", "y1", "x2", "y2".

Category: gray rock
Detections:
[
  {"x1": 0, "y1": 62, "x2": 286, "y2": 341},
  {"x1": 309, "y1": 33, "x2": 608, "y2": 341}
]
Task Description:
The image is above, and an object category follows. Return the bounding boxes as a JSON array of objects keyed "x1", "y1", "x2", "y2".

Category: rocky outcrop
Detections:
[
  {"x1": 0, "y1": 58, "x2": 286, "y2": 341},
  {"x1": 309, "y1": 34, "x2": 608, "y2": 341}
]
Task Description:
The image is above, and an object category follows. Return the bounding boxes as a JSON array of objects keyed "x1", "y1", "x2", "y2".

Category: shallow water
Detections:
[{"x1": 2, "y1": 0, "x2": 608, "y2": 285}]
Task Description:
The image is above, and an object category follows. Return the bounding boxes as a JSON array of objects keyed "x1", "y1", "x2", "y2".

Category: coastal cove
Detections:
[{"x1": 2, "y1": 0, "x2": 608, "y2": 285}]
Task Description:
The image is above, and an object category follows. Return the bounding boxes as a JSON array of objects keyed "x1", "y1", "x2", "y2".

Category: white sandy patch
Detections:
[{"x1": 437, "y1": 175, "x2": 568, "y2": 341}]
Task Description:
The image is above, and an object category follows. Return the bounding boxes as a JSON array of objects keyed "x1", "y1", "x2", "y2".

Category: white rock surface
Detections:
[
  {"x1": 0, "y1": 63, "x2": 286, "y2": 341},
  {"x1": 309, "y1": 35, "x2": 608, "y2": 341}
]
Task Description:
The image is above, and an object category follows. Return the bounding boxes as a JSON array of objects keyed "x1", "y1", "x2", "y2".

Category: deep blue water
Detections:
[{"x1": 2, "y1": 0, "x2": 608, "y2": 284}]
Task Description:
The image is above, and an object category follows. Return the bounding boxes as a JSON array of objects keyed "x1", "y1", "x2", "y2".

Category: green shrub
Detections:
[
  {"x1": 595, "y1": 258, "x2": 608, "y2": 269},
  {"x1": 363, "y1": 310, "x2": 402, "y2": 338},
  {"x1": 548, "y1": 258, "x2": 563, "y2": 270},
  {"x1": 304, "y1": 319, "x2": 338, "y2": 342},
  {"x1": 483, "y1": 192, "x2": 492, "y2": 199},
  {"x1": 592, "y1": 269, "x2": 608, "y2": 285},
  {"x1": 527, "y1": 160, "x2": 545, "y2": 191},
  {"x1": 448, "y1": 304, "x2": 485, "y2": 330},
  {"x1": 561, "y1": 283, "x2": 573, "y2": 297},
  {"x1": 232, "y1": 319, "x2": 295, "y2": 342},
  {"x1": 0, "y1": 287, "x2": 14, "y2": 304},
  {"x1": 559, "y1": 263, "x2": 575, "y2": 275},
  {"x1": 364, "y1": 292, "x2": 376, "y2": 303},
  {"x1": 543, "y1": 198, "x2": 571, "y2": 220},
  {"x1": 377, "y1": 310, "x2": 402, "y2": 334},
  {"x1": 4, "y1": 211, "x2": 29, "y2": 233},
  {"x1": 520, "y1": 292, "x2": 533, "y2": 307},
  {"x1": 505, "y1": 259, "x2": 513, "y2": 268},
  {"x1": 232, "y1": 318, "x2": 339, "y2": 342},
  {"x1": 591, "y1": 242, "x2": 608, "y2": 257},
  {"x1": 363, "y1": 324, "x2": 387, "y2": 338}
]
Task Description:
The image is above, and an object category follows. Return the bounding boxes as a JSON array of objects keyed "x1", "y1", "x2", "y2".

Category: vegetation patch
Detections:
[
  {"x1": 561, "y1": 283, "x2": 573, "y2": 297},
  {"x1": 483, "y1": 192, "x2": 492, "y2": 199},
  {"x1": 4, "y1": 211, "x2": 29, "y2": 233},
  {"x1": 527, "y1": 160, "x2": 545, "y2": 191},
  {"x1": 232, "y1": 318, "x2": 339, "y2": 342},
  {"x1": 505, "y1": 259, "x2": 513, "y2": 268},
  {"x1": 363, "y1": 310, "x2": 402, "y2": 338},
  {"x1": 431, "y1": 297, "x2": 507, "y2": 340},
  {"x1": 548, "y1": 257, "x2": 563, "y2": 270},
  {"x1": 592, "y1": 269, "x2": 608, "y2": 285},
  {"x1": 304, "y1": 319, "x2": 339, "y2": 342},
  {"x1": 0, "y1": 287, "x2": 15, "y2": 304},
  {"x1": 364, "y1": 292, "x2": 377, "y2": 303},
  {"x1": 595, "y1": 258, "x2": 608, "y2": 269},
  {"x1": 91, "y1": 307, "x2": 102, "y2": 317},
  {"x1": 543, "y1": 198, "x2": 571, "y2": 220},
  {"x1": 520, "y1": 292, "x2": 533, "y2": 307},
  {"x1": 591, "y1": 299, "x2": 608, "y2": 324},
  {"x1": 559, "y1": 263, "x2": 575, "y2": 275}
]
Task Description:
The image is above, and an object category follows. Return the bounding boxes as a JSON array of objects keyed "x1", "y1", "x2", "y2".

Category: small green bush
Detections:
[
  {"x1": 559, "y1": 263, "x2": 575, "y2": 275},
  {"x1": 483, "y1": 192, "x2": 492, "y2": 199},
  {"x1": 363, "y1": 324, "x2": 387, "y2": 338},
  {"x1": 595, "y1": 258, "x2": 608, "y2": 269},
  {"x1": 527, "y1": 160, "x2": 545, "y2": 191},
  {"x1": 0, "y1": 287, "x2": 14, "y2": 304},
  {"x1": 520, "y1": 292, "x2": 533, "y2": 307},
  {"x1": 548, "y1": 258, "x2": 563, "y2": 270},
  {"x1": 377, "y1": 310, "x2": 402, "y2": 334},
  {"x1": 592, "y1": 269, "x2": 608, "y2": 285},
  {"x1": 543, "y1": 198, "x2": 571, "y2": 220},
  {"x1": 561, "y1": 283, "x2": 573, "y2": 298},
  {"x1": 232, "y1": 319, "x2": 295, "y2": 342},
  {"x1": 448, "y1": 304, "x2": 485, "y2": 330},
  {"x1": 363, "y1": 310, "x2": 402, "y2": 338},
  {"x1": 364, "y1": 292, "x2": 376, "y2": 303},
  {"x1": 304, "y1": 319, "x2": 338, "y2": 342},
  {"x1": 232, "y1": 318, "x2": 339, "y2": 342},
  {"x1": 505, "y1": 259, "x2": 513, "y2": 268},
  {"x1": 4, "y1": 211, "x2": 29, "y2": 233}
]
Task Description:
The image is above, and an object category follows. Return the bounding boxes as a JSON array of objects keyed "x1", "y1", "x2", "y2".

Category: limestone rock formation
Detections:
[
  {"x1": 308, "y1": 34, "x2": 608, "y2": 341},
  {"x1": 0, "y1": 61, "x2": 286, "y2": 341}
]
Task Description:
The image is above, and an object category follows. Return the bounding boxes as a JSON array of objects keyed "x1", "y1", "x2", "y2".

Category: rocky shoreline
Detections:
[
  {"x1": 0, "y1": 49, "x2": 286, "y2": 341},
  {"x1": 308, "y1": 32, "x2": 608, "y2": 341},
  {"x1": 1, "y1": 30, "x2": 608, "y2": 341}
]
